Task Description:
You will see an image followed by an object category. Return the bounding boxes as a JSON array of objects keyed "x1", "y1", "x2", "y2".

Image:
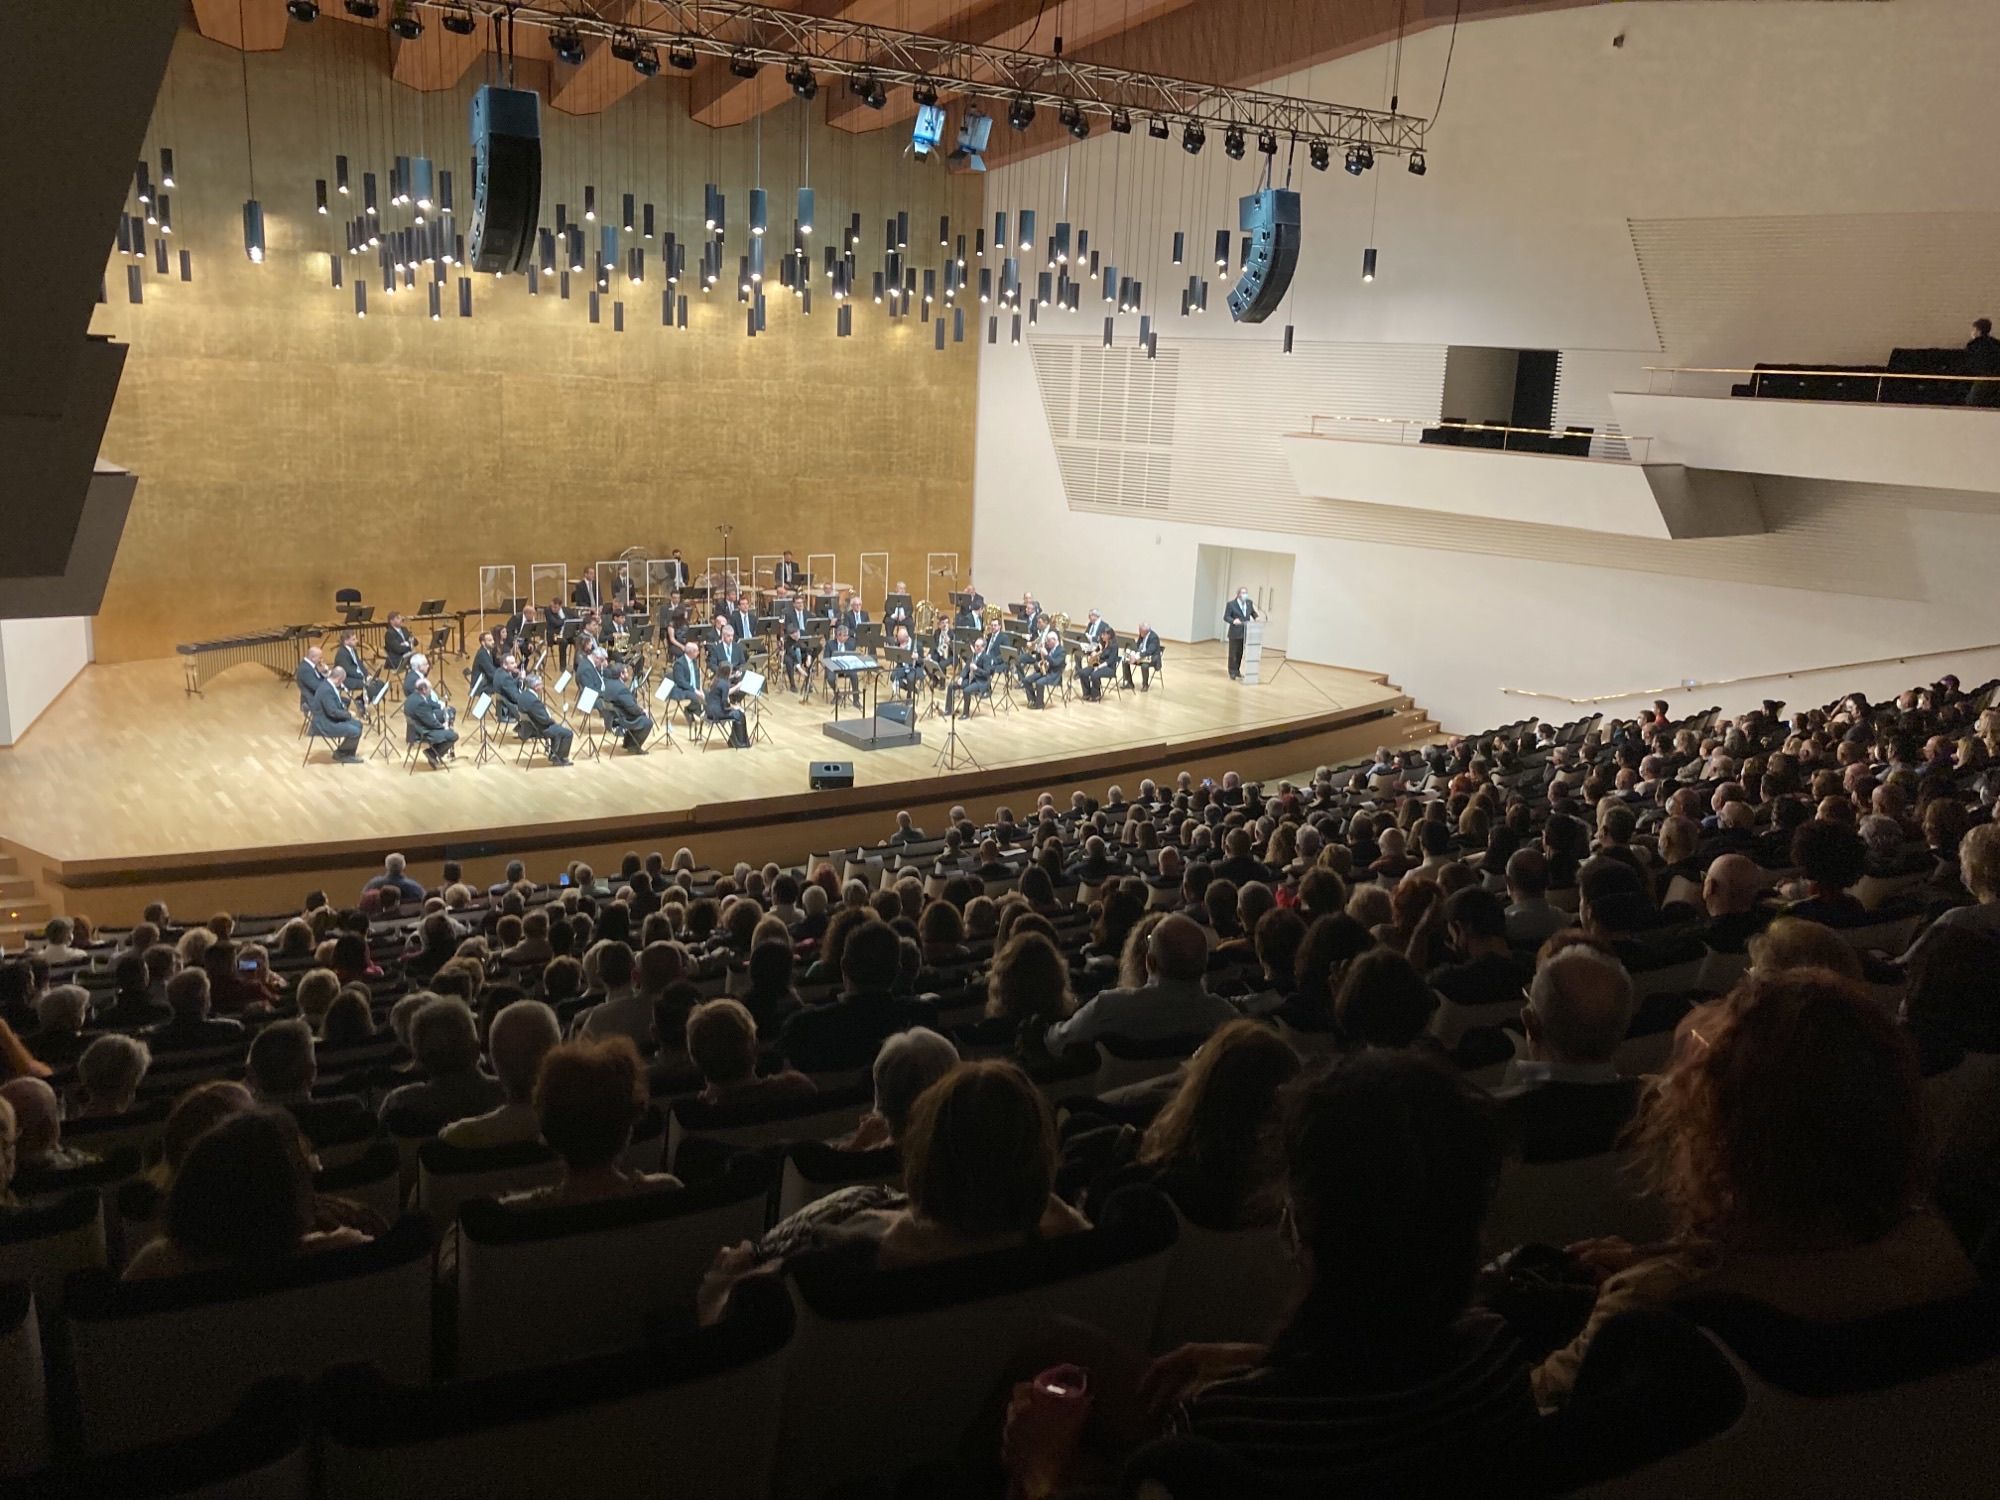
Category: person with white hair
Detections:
[
  {"x1": 75, "y1": 1035, "x2": 152, "y2": 1118},
  {"x1": 379, "y1": 998, "x2": 504, "y2": 1124},
  {"x1": 1495, "y1": 946, "x2": 1639, "y2": 1162},
  {"x1": 363, "y1": 852, "x2": 424, "y2": 905},
  {"x1": 442, "y1": 1000, "x2": 563, "y2": 1148},
  {"x1": 30, "y1": 983, "x2": 91, "y2": 1068},
  {"x1": 0, "y1": 1076, "x2": 99, "y2": 1184}
]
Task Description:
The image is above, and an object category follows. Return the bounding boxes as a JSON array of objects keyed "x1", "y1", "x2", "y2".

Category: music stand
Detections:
[
  {"x1": 933, "y1": 649, "x2": 981, "y2": 772},
  {"x1": 467, "y1": 691, "x2": 501, "y2": 767},
  {"x1": 418, "y1": 599, "x2": 445, "y2": 617}
]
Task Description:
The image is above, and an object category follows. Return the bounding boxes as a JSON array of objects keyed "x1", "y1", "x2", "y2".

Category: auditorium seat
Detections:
[
  {"x1": 414, "y1": 1137, "x2": 564, "y2": 1227},
  {"x1": 312, "y1": 1141, "x2": 402, "y2": 1226},
  {"x1": 318, "y1": 1276, "x2": 795, "y2": 1500},
  {"x1": 1148, "y1": 1206, "x2": 1300, "y2": 1353},
  {"x1": 1483, "y1": 1151, "x2": 1669, "y2": 1256},
  {"x1": 770, "y1": 1185, "x2": 1178, "y2": 1498},
  {"x1": 0, "y1": 1282, "x2": 49, "y2": 1478},
  {"x1": 0, "y1": 1189, "x2": 108, "y2": 1338},
  {"x1": 64, "y1": 1214, "x2": 434, "y2": 1453},
  {"x1": 1575, "y1": 1290, "x2": 2000, "y2": 1498},
  {"x1": 665, "y1": 1082, "x2": 873, "y2": 1173},
  {"x1": 1091, "y1": 1033, "x2": 1206, "y2": 1093},
  {"x1": 8, "y1": 1377, "x2": 312, "y2": 1500},
  {"x1": 776, "y1": 1139, "x2": 900, "y2": 1220},
  {"x1": 454, "y1": 1152, "x2": 777, "y2": 1376}
]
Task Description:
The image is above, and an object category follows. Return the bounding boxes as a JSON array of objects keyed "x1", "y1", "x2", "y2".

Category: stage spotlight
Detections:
[
  {"x1": 1110, "y1": 109, "x2": 1133, "y2": 135},
  {"x1": 1258, "y1": 129, "x2": 1278, "y2": 157},
  {"x1": 630, "y1": 44, "x2": 659, "y2": 76},
  {"x1": 389, "y1": 10, "x2": 422, "y2": 40},
  {"x1": 1344, "y1": 146, "x2": 1364, "y2": 176},
  {"x1": 668, "y1": 39, "x2": 697, "y2": 70},
  {"x1": 1355, "y1": 144, "x2": 1375, "y2": 172},
  {"x1": 1408, "y1": 149, "x2": 1427, "y2": 176},
  {"x1": 611, "y1": 31, "x2": 639, "y2": 61},
  {"x1": 1308, "y1": 139, "x2": 1330, "y2": 171},
  {"x1": 912, "y1": 80, "x2": 939, "y2": 107},
  {"x1": 441, "y1": 5, "x2": 476, "y2": 36},
  {"x1": 1059, "y1": 102, "x2": 1089, "y2": 140},
  {"x1": 728, "y1": 48, "x2": 760, "y2": 79},
  {"x1": 1146, "y1": 116, "x2": 1170, "y2": 140},
  {"x1": 1008, "y1": 94, "x2": 1036, "y2": 131},
  {"x1": 849, "y1": 71, "x2": 887, "y2": 109},
  {"x1": 1182, "y1": 120, "x2": 1205, "y2": 155},
  {"x1": 286, "y1": 1, "x2": 318, "y2": 21},
  {"x1": 342, "y1": 0, "x2": 378, "y2": 17},
  {"x1": 552, "y1": 26, "x2": 586, "y2": 65},
  {"x1": 786, "y1": 60, "x2": 817, "y2": 98},
  {"x1": 1223, "y1": 126, "x2": 1245, "y2": 160}
]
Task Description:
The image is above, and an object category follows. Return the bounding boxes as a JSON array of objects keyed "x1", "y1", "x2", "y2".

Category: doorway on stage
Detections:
[{"x1": 1192, "y1": 544, "x2": 1293, "y2": 655}]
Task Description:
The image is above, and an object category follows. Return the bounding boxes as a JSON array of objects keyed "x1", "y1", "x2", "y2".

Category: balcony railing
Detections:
[
  {"x1": 1303, "y1": 414, "x2": 1651, "y2": 463},
  {"x1": 1638, "y1": 365, "x2": 2000, "y2": 405}
]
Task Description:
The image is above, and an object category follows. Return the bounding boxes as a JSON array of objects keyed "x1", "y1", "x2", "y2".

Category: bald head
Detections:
[
  {"x1": 1147, "y1": 914, "x2": 1209, "y2": 983},
  {"x1": 1703, "y1": 853, "x2": 1762, "y2": 916},
  {"x1": 0, "y1": 1077, "x2": 62, "y2": 1165},
  {"x1": 1526, "y1": 948, "x2": 1635, "y2": 1065}
]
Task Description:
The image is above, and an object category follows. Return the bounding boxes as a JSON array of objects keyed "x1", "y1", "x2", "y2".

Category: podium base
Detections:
[{"x1": 823, "y1": 717, "x2": 923, "y2": 751}]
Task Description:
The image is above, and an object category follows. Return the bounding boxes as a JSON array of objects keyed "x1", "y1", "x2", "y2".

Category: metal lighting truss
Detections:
[{"x1": 408, "y1": 0, "x2": 1429, "y2": 156}]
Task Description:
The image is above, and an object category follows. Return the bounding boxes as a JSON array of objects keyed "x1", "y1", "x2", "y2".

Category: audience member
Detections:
[
  {"x1": 380, "y1": 998, "x2": 504, "y2": 1123},
  {"x1": 1496, "y1": 947, "x2": 1639, "y2": 1161},
  {"x1": 501, "y1": 1038, "x2": 680, "y2": 1209},
  {"x1": 1044, "y1": 915, "x2": 1239, "y2": 1052},
  {"x1": 687, "y1": 999, "x2": 816, "y2": 1109},
  {"x1": 441, "y1": 999, "x2": 563, "y2": 1148}
]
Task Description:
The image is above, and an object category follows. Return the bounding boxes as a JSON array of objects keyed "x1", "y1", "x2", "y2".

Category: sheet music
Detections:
[
  {"x1": 575, "y1": 686, "x2": 599, "y2": 714},
  {"x1": 471, "y1": 693, "x2": 492, "y2": 721},
  {"x1": 367, "y1": 681, "x2": 389, "y2": 706},
  {"x1": 652, "y1": 675, "x2": 673, "y2": 702},
  {"x1": 826, "y1": 654, "x2": 881, "y2": 672},
  {"x1": 554, "y1": 670, "x2": 573, "y2": 693},
  {"x1": 738, "y1": 670, "x2": 766, "y2": 697}
]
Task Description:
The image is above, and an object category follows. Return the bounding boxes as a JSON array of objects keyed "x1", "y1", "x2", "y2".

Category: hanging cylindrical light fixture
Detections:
[
  {"x1": 1018, "y1": 209, "x2": 1035, "y2": 251},
  {"x1": 584, "y1": 184, "x2": 597, "y2": 221},
  {"x1": 315, "y1": 179, "x2": 329, "y2": 215},
  {"x1": 1172, "y1": 231, "x2": 1184, "y2": 265},
  {"x1": 749, "y1": 186, "x2": 768, "y2": 237},
  {"x1": 160, "y1": 147, "x2": 177, "y2": 188},
  {"x1": 797, "y1": 187, "x2": 814, "y2": 236},
  {"x1": 1011, "y1": 312, "x2": 1022, "y2": 345},
  {"x1": 354, "y1": 280, "x2": 367, "y2": 317},
  {"x1": 1362, "y1": 246, "x2": 1378, "y2": 282},
  {"x1": 158, "y1": 195, "x2": 173, "y2": 235},
  {"x1": 643, "y1": 201, "x2": 655, "y2": 239},
  {"x1": 241, "y1": 199, "x2": 266, "y2": 263},
  {"x1": 428, "y1": 281, "x2": 442, "y2": 320},
  {"x1": 622, "y1": 192, "x2": 635, "y2": 232}
]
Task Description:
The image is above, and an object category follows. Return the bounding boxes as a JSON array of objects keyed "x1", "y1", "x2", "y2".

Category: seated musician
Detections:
[
  {"x1": 1023, "y1": 628, "x2": 1066, "y2": 710},
  {"x1": 836, "y1": 590, "x2": 867, "y2": 637},
  {"x1": 576, "y1": 646, "x2": 609, "y2": 699},
  {"x1": 1082, "y1": 609, "x2": 1111, "y2": 647},
  {"x1": 704, "y1": 662, "x2": 752, "y2": 748},
  {"x1": 311, "y1": 667, "x2": 364, "y2": 761},
  {"x1": 724, "y1": 593, "x2": 756, "y2": 644},
  {"x1": 1123, "y1": 620, "x2": 1163, "y2": 691},
  {"x1": 496, "y1": 653, "x2": 574, "y2": 766},
  {"x1": 664, "y1": 549, "x2": 690, "y2": 590},
  {"x1": 657, "y1": 590, "x2": 686, "y2": 645},
  {"x1": 599, "y1": 661, "x2": 652, "y2": 755},
  {"x1": 402, "y1": 651, "x2": 432, "y2": 699},
  {"x1": 402, "y1": 678, "x2": 458, "y2": 768},
  {"x1": 333, "y1": 630, "x2": 380, "y2": 707},
  {"x1": 294, "y1": 645, "x2": 328, "y2": 702},
  {"x1": 1079, "y1": 622, "x2": 1118, "y2": 703},
  {"x1": 953, "y1": 592, "x2": 981, "y2": 631},
  {"x1": 813, "y1": 586, "x2": 840, "y2": 627},
  {"x1": 666, "y1": 640, "x2": 705, "y2": 717},
  {"x1": 823, "y1": 624, "x2": 864, "y2": 709},
  {"x1": 708, "y1": 621, "x2": 748, "y2": 690},
  {"x1": 924, "y1": 621, "x2": 955, "y2": 688},
  {"x1": 504, "y1": 603, "x2": 533, "y2": 654},
  {"x1": 381, "y1": 611, "x2": 416, "y2": 674},
  {"x1": 543, "y1": 596, "x2": 575, "y2": 672},
  {"x1": 776, "y1": 550, "x2": 805, "y2": 590},
  {"x1": 470, "y1": 630, "x2": 501, "y2": 694},
  {"x1": 776, "y1": 595, "x2": 814, "y2": 691},
  {"x1": 884, "y1": 583, "x2": 913, "y2": 630},
  {"x1": 944, "y1": 626, "x2": 1000, "y2": 718},
  {"x1": 889, "y1": 624, "x2": 922, "y2": 698},
  {"x1": 602, "y1": 598, "x2": 627, "y2": 644}
]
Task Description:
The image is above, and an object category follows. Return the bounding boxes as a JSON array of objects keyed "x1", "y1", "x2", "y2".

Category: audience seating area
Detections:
[
  {"x1": 1731, "y1": 345, "x2": 1982, "y2": 404},
  {"x1": 4, "y1": 667, "x2": 2000, "y2": 1495}
]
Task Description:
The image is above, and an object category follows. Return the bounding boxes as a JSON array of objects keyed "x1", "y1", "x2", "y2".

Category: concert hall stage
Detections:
[{"x1": 0, "y1": 642, "x2": 1431, "y2": 925}]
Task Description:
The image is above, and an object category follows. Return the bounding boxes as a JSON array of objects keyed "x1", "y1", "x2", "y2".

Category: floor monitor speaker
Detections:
[{"x1": 810, "y1": 760, "x2": 855, "y2": 790}]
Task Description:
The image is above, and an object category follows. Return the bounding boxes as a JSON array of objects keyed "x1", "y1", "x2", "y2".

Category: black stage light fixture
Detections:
[
  {"x1": 389, "y1": 9, "x2": 422, "y2": 40},
  {"x1": 286, "y1": 1, "x2": 319, "y2": 22},
  {"x1": 441, "y1": 4, "x2": 476, "y2": 36},
  {"x1": 1408, "y1": 149, "x2": 1427, "y2": 176},
  {"x1": 863, "y1": 77, "x2": 887, "y2": 110},
  {"x1": 1182, "y1": 120, "x2": 1205, "y2": 155},
  {"x1": 1146, "y1": 116, "x2": 1169, "y2": 140},
  {"x1": 1059, "y1": 102, "x2": 1089, "y2": 140},
  {"x1": 787, "y1": 60, "x2": 817, "y2": 98},
  {"x1": 552, "y1": 26, "x2": 586, "y2": 65},
  {"x1": 611, "y1": 30, "x2": 641, "y2": 62},
  {"x1": 1355, "y1": 144, "x2": 1375, "y2": 172},
  {"x1": 1344, "y1": 146, "x2": 1364, "y2": 176},
  {"x1": 1258, "y1": 129, "x2": 1279, "y2": 157},
  {"x1": 630, "y1": 43, "x2": 660, "y2": 77},
  {"x1": 912, "y1": 79, "x2": 940, "y2": 107},
  {"x1": 1223, "y1": 126, "x2": 1245, "y2": 160},
  {"x1": 729, "y1": 48, "x2": 760, "y2": 79},
  {"x1": 1308, "y1": 139, "x2": 1330, "y2": 172},
  {"x1": 343, "y1": 0, "x2": 379, "y2": 17},
  {"x1": 1008, "y1": 94, "x2": 1036, "y2": 131},
  {"x1": 669, "y1": 40, "x2": 698, "y2": 70},
  {"x1": 1109, "y1": 108, "x2": 1133, "y2": 135}
]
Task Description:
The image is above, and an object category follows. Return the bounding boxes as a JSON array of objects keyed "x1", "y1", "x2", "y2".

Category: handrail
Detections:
[
  {"x1": 1302, "y1": 414, "x2": 1651, "y2": 462},
  {"x1": 1501, "y1": 641, "x2": 2000, "y2": 707},
  {"x1": 1642, "y1": 365, "x2": 2000, "y2": 382},
  {"x1": 1637, "y1": 364, "x2": 2000, "y2": 402}
]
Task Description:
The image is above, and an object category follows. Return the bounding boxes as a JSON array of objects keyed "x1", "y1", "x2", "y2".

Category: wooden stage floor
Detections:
[{"x1": 0, "y1": 643, "x2": 1400, "y2": 873}]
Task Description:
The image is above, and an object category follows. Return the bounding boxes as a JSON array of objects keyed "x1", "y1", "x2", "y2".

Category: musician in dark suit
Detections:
[
  {"x1": 662, "y1": 550, "x2": 690, "y2": 590},
  {"x1": 543, "y1": 598, "x2": 576, "y2": 672},
  {"x1": 333, "y1": 630, "x2": 378, "y2": 706},
  {"x1": 776, "y1": 550, "x2": 805, "y2": 590},
  {"x1": 708, "y1": 622, "x2": 747, "y2": 685},
  {"x1": 823, "y1": 624, "x2": 863, "y2": 708},
  {"x1": 889, "y1": 624, "x2": 922, "y2": 698},
  {"x1": 953, "y1": 592, "x2": 981, "y2": 630},
  {"x1": 836, "y1": 592, "x2": 867, "y2": 639},
  {"x1": 884, "y1": 583, "x2": 913, "y2": 630},
  {"x1": 496, "y1": 654, "x2": 574, "y2": 765},
  {"x1": 294, "y1": 646, "x2": 327, "y2": 700},
  {"x1": 503, "y1": 606, "x2": 532, "y2": 655},
  {"x1": 599, "y1": 662, "x2": 652, "y2": 754},
  {"x1": 1079, "y1": 624, "x2": 1118, "y2": 702},
  {"x1": 923, "y1": 621, "x2": 955, "y2": 689},
  {"x1": 723, "y1": 595, "x2": 756, "y2": 643},
  {"x1": 401, "y1": 678, "x2": 458, "y2": 767},
  {"x1": 1123, "y1": 622, "x2": 1163, "y2": 691},
  {"x1": 575, "y1": 647, "x2": 609, "y2": 699},
  {"x1": 470, "y1": 631, "x2": 501, "y2": 695},
  {"x1": 704, "y1": 668, "x2": 751, "y2": 747},
  {"x1": 402, "y1": 652, "x2": 432, "y2": 698},
  {"x1": 571, "y1": 571, "x2": 600, "y2": 610},
  {"x1": 666, "y1": 641, "x2": 704, "y2": 715},
  {"x1": 381, "y1": 612, "x2": 416, "y2": 674},
  {"x1": 945, "y1": 628, "x2": 999, "y2": 717},
  {"x1": 312, "y1": 668, "x2": 364, "y2": 760},
  {"x1": 777, "y1": 598, "x2": 814, "y2": 690},
  {"x1": 1223, "y1": 587, "x2": 1259, "y2": 680},
  {"x1": 1023, "y1": 629, "x2": 1066, "y2": 710}
]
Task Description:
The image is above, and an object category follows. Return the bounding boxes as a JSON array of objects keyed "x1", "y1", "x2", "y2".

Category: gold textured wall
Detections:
[{"x1": 89, "y1": 22, "x2": 979, "y2": 662}]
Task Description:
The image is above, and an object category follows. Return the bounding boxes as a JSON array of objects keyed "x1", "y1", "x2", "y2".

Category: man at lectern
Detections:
[{"x1": 1223, "y1": 587, "x2": 1260, "y2": 680}]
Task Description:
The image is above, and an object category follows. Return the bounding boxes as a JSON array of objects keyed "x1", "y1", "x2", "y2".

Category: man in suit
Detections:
[
  {"x1": 312, "y1": 667, "x2": 364, "y2": 761},
  {"x1": 575, "y1": 646, "x2": 609, "y2": 700},
  {"x1": 599, "y1": 662, "x2": 652, "y2": 755},
  {"x1": 469, "y1": 631, "x2": 502, "y2": 696},
  {"x1": 571, "y1": 571, "x2": 600, "y2": 610},
  {"x1": 1082, "y1": 609, "x2": 1110, "y2": 645},
  {"x1": 496, "y1": 654, "x2": 573, "y2": 765},
  {"x1": 666, "y1": 640, "x2": 705, "y2": 718},
  {"x1": 1023, "y1": 629, "x2": 1066, "y2": 710},
  {"x1": 704, "y1": 662, "x2": 751, "y2": 748},
  {"x1": 1494, "y1": 946, "x2": 1641, "y2": 1162},
  {"x1": 402, "y1": 678, "x2": 458, "y2": 767},
  {"x1": 836, "y1": 590, "x2": 867, "y2": 639},
  {"x1": 945, "y1": 627, "x2": 998, "y2": 717},
  {"x1": 823, "y1": 624, "x2": 863, "y2": 708},
  {"x1": 888, "y1": 624, "x2": 923, "y2": 699},
  {"x1": 726, "y1": 594, "x2": 757, "y2": 644},
  {"x1": 778, "y1": 597, "x2": 813, "y2": 690},
  {"x1": 884, "y1": 583, "x2": 913, "y2": 630},
  {"x1": 503, "y1": 604, "x2": 533, "y2": 656},
  {"x1": 543, "y1": 597, "x2": 575, "y2": 672},
  {"x1": 402, "y1": 652, "x2": 432, "y2": 699},
  {"x1": 294, "y1": 645, "x2": 327, "y2": 701},
  {"x1": 953, "y1": 590, "x2": 981, "y2": 630},
  {"x1": 1123, "y1": 621, "x2": 1163, "y2": 691},
  {"x1": 333, "y1": 630, "x2": 378, "y2": 707},
  {"x1": 708, "y1": 621, "x2": 747, "y2": 685},
  {"x1": 1078, "y1": 622, "x2": 1118, "y2": 702},
  {"x1": 1223, "y1": 587, "x2": 1259, "y2": 680},
  {"x1": 662, "y1": 550, "x2": 690, "y2": 590},
  {"x1": 776, "y1": 550, "x2": 805, "y2": 589},
  {"x1": 381, "y1": 612, "x2": 416, "y2": 674}
]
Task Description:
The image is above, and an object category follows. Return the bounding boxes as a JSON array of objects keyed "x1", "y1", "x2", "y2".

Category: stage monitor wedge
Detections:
[
  {"x1": 468, "y1": 85, "x2": 542, "y2": 275},
  {"x1": 1226, "y1": 188, "x2": 1301, "y2": 325}
]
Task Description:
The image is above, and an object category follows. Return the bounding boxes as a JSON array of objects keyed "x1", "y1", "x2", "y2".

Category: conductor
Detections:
[{"x1": 1223, "y1": 587, "x2": 1260, "y2": 680}]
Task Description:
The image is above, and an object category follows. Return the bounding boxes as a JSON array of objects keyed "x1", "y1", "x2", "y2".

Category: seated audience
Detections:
[
  {"x1": 1426, "y1": 888, "x2": 1529, "y2": 1046},
  {"x1": 441, "y1": 999, "x2": 563, "y2": 1148},
  {"x1": 29, "y1": 983, "x2": 92, "y2": 1068},
  {"x1": 1782, "y1": 819, "x2": 1873, "y2": 928},
  {"x1": 741, "y1": 938, "x2": 804, "y2": 1037},
  {"x1": 777, "y1": 919, "x2": 939, "y2": 1073},
  {"x1": 1496, "y1": 947, "x2": 1641, "y2": 1161},
  {"x1": 146, "y1": 968, "x2": 246, "y2": 1053},
  {"x1": 74, "y1": 1034, "x2": 152, "y2": 1118},
  {"x1": 687, "y1": 998, "x2": 816, "y2": 1110},
  {"x1": 1043, "y1": 915, "x2": 1240, "y2": 1052},
  {"x1": 1747, "y1": 915, "x2": 1863, "y2": 980},
  {"x1": 380, "y1": 997, "x2": 505, "y2": 1124},
  {"x1": 246, "y1": 1019, "x2": 373, "y2": 1148},
  {"x1": 500, "y1": 1037, "x2": 680, "y2": 1209},
  {"x1": 1332, "y1": 950, "x2": 1438, "y2": 1050}
]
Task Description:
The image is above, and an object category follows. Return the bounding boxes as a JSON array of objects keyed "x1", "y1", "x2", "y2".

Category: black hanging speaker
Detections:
[
  {"x1": 1226, "y1": 188, "x2": 1300, "y2": 325},
  {"x1": 468, "y1": 85, "x2": 542, "y2": 274},
  {"x1": 810, "y1": 760, "x2": 855, "y2": 790}
]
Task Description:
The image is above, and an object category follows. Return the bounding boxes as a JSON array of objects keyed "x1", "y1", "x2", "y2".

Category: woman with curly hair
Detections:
[{"x1": 1532, "y1": 966, "x2": 1977, "y2": 1408}]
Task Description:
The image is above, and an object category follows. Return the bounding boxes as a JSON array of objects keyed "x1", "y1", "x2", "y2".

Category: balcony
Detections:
[
  {"x1": 1610, "y1": 367, "x2": 2000, "y2": 494},
  {"x1": 1281, "y1": 417, "x2": 1764, "y2": 540}
]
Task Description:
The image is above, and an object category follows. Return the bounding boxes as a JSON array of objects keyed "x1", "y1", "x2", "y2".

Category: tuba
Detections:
[
  {"x1": 982, "y1": 603, "x2": 1004, "y2": 629},
  {"x1": 915, "y1": 599, "x2": 942, "y2": 635}
]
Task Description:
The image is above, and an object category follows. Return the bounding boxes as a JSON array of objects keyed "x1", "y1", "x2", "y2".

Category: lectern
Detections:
[{"x1": 1240, "y1": 620, "x2": 1266, "y2": 684}]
